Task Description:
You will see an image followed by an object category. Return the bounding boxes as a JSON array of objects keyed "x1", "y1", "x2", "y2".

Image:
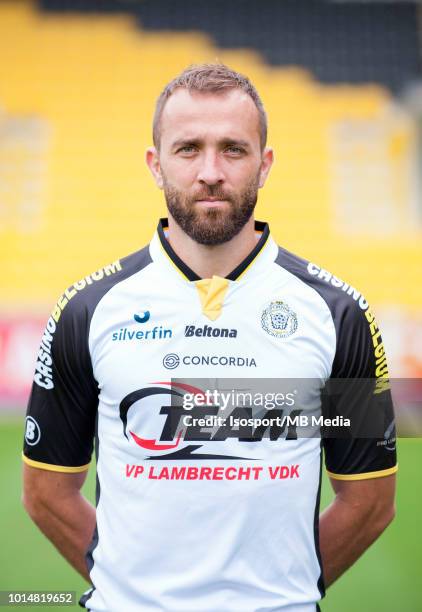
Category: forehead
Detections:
[{"x1": 159, "y1": 88, "x2": 261, "y2": 147}]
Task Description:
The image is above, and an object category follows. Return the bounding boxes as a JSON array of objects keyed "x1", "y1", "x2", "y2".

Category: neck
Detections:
[{"x1": 166, "y1": 214, "x2": 258, "y2": 279}]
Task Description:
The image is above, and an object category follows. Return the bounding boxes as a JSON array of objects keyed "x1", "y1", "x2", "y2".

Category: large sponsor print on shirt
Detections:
[
  {"x1": 119, "y1": 380, "x2": 303, "y2": 461},
  {"x1": 119, "y1": 378, "x2": 394, "y2": 482}
]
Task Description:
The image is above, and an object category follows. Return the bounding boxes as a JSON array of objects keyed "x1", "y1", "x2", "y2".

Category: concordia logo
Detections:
[{"x1": 163, "y1": 353, "x2": 257, "y2": 369}]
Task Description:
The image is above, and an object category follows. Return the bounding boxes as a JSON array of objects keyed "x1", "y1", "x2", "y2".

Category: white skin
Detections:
[
  {"x1": 146, "y1": 88, "x2": 273, "y2": 278},
  {"x1": 22, "y1": 87, "x2": 395, "y2": 589}
]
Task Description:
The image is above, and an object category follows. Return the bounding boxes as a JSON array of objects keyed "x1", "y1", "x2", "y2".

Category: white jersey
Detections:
[{"x1": 24, "y1": 219, "x2": 397, "y2": 612}]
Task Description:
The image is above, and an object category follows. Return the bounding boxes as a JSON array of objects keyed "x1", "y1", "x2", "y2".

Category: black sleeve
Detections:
[
  {"x1": 23, "y1": 295, "x2": 98, "y2": 472},
  {"x1": 22, "y1": 248, "x2": 152, "y2": 471},
  {"x1": 322, "y1": 298, "x2": 397, "y2": 480}
]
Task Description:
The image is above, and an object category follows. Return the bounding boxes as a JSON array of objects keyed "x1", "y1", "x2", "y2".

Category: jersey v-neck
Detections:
[{"x1": 156, "y1": 217, "x2": 270, "y2": 282}]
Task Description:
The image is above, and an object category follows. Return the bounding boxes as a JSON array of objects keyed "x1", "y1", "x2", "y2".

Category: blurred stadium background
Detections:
[{"x1": 0, "y1": 0, "x2": 421, "y2": 610}]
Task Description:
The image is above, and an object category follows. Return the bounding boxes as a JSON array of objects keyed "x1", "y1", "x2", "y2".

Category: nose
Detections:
[{"x1": 196, "y1": 152, "x2": 225, "y2": 186}]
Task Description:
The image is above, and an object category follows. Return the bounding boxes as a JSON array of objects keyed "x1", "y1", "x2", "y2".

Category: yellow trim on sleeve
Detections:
[
  {"x1": 327, "y1": 464, "x2": 398, "y2": 481},
  {"x1": 22, "y1": 453, "x2": 90, "y2": 473}
]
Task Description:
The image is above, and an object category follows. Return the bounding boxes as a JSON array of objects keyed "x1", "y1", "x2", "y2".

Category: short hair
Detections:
[{"x1": 153, "y1": 63, "x2": 267, "y2": 150}]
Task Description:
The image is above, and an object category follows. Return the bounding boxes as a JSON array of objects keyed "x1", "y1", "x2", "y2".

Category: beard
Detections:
[{"x1": 162, "y1": 174, "x2": 260, "y2": 246}]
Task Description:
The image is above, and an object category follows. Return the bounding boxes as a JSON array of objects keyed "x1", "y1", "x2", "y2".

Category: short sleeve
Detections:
[
  {"x1": 23, "y1": 295, "x2": 98, "y2": 472},
  {"x1": 22, "y1": 251, "x2": 151, "y2": 471},
  {"x1": 322, "y1": 299, "x2": 398, "y2": 481}
]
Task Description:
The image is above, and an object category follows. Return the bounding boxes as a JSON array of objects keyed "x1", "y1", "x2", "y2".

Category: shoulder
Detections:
[
  {"x1": 274, "y1": 245, "x2": 387, "y2": 379},
  {"x1": 34, "y1": 246, "x2": 152, "y2": 391},
  {"x1": 52, "y1": 245, "x2": 152, "y2": 326},
  {"x1": 274, "y1": 245, "x2": 371, "y2": 325}
]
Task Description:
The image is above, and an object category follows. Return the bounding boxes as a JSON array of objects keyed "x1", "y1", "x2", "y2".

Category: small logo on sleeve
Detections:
[{"x1": 25, "y1": 416, "x2": 41, "y2": 446}]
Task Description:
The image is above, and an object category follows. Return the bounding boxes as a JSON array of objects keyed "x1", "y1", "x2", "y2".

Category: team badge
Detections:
[{"x1": 261, "y1": 301, "x2": 298, "y2": 338}]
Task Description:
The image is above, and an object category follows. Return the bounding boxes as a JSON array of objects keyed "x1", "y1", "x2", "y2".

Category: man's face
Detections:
[{"x1": 147, "y1": 88, "x2": 273, "y2": 245}]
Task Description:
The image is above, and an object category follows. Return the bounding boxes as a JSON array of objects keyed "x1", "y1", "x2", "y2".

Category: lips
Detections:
[
  {"x1": 195, "y1": 198, "x2": 229, "y2": 206},
  {"x1": 196, "y1": 198, "x2": 226, "y2": 202},
  {"x1": 194, "y1": 191, "x2": 231, "y2": 201}
]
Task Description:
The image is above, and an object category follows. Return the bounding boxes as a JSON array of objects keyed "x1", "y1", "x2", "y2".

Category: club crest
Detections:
[{"x1": 261, "y1": 301, "x2": 298, "y2": 338}]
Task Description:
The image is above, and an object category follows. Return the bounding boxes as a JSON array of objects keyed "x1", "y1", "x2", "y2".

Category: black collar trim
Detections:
[
  {"x1": 157, "y1": 218, "x2": 270, "y2": 282},
  {"x1": 158, "y1": 219, "x2": 201, "y2": 281},
  {"x1": 225, "y1": 220, "x2": 269, "y2": 281}
]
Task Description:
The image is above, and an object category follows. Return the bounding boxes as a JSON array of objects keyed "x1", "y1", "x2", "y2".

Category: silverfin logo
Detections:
[{"x1": 134, "y1": 311, "x2": 150, "y2": 323}]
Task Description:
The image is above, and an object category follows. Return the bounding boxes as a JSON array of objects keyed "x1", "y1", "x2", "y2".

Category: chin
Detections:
[{"x1": 195, "y1": 207, "x2": 229, "y2": 222}]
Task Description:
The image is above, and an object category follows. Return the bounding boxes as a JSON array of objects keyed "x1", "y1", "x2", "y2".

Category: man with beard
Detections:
[{"x1": 23, "y1": 64, "x2": 396, "y2": 612}]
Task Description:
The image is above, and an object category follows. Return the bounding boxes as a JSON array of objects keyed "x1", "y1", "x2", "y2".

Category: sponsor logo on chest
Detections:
[{"x1": 185, "y1": 325, "x2": 237, "y2": 338}]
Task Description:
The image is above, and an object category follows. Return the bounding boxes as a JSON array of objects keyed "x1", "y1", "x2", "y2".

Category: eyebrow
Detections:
[{"x1": 171, "y1": 138, "x2": 250, "y2": 150}]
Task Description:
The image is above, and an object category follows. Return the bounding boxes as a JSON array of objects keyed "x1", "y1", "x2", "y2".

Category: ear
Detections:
[
  {"x1": 258, "y1": 147, "x2": 274, "y2": 188},
  {"x1": 146, "y1": 147, "x2": 163, "y2": 189}
]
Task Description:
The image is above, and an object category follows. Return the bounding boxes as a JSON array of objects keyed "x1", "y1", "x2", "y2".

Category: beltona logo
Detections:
[
  {"x1": 163, "y1": 353, "x2": 257, "y2": 369},
  {"x1": 185, "y1": 325, "x2": 237, "y2": 338},
  {"x1": 112, "y1": 326, "x2": 172, "y2": 342},
  {"x1": 261, "y1": 301, "x2": 298, "y2": 339}
]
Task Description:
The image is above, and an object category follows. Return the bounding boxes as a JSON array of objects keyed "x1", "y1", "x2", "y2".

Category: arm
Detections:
[
  {"x1": 22, "y1": 463, "x2": 96, "y2": 583},
  {"x1": 319, "y1": 473, "x2": 396, "y2": 587}
]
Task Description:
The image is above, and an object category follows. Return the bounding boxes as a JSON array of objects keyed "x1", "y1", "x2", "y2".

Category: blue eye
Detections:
[
  {"x1": 178, "y1": 145, "x2": 196, "y2": 154},
  {"x1": 226, "y1": 146, "x2": 244, "y2": 154}
]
